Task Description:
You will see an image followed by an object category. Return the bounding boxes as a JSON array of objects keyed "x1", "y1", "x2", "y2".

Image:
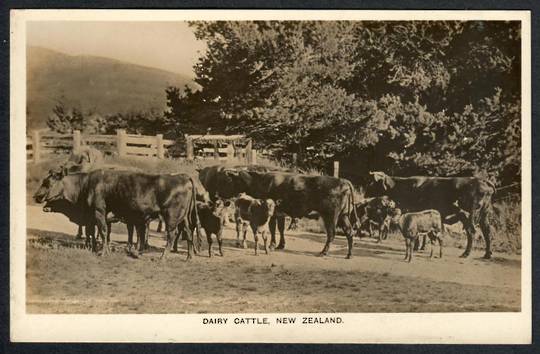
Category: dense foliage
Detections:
[{"x1": 165, "y1": 21, "x2": 521, "y2": 186}]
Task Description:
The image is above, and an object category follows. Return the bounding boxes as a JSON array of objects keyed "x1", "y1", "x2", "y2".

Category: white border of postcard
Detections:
[{"x1": 10, "y1": 9, "x2": 532, "y2": 344}]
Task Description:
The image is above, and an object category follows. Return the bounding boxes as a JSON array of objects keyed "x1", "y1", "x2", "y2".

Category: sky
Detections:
[{"x1": 26, "y1": 21, "x2": 206, "y2": 77}]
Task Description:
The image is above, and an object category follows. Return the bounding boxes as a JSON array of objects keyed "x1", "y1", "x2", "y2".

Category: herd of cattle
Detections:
[{"x1": 32, "y1": 147, "x2": 497, "y2": 262}]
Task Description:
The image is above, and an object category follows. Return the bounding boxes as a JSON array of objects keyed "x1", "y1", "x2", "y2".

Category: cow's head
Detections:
[
  {"x1": 379, "y1": 196, "x2": 396, "y2": 210},
  {"x1": 34, "y1": 168, "x2": 80, "y2": 208},
  {"x1": 263, "y1": 199, "x2": 276, "y2": 217},
  {"x1": 388, "y1": 207, "x2": 402, "y2": 227},
  {"x1": 213, "y1": 169, "x2": 241, "y2": 199},
  {"x1": 33, "y1": 168, "x2": 66, "y2": 204},
  {"x1": 367, "y1": 171, "x2": 395, "y2": 196}
]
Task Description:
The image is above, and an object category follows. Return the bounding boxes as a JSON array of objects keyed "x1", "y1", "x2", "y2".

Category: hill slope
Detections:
[{"x1": 27, "y1": 46, "x2": 195, "y2": 130}]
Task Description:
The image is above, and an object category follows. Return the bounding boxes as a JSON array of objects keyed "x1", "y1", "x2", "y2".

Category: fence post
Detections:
[
  {"x1": 32, "y1": 130, "x2": 41, "y2": 163},
  {"x1": 156, "y1": 134, "x2": 164, "y2": 159},
  {"x1": 246, "y1": 139, "x2": 253, "y2": 164},
  {"x1": 252, "y1": 149, "x2": 257, "y2": 165},
  {"x1": 333, "y1": 161, "x2": 340, "y2": 178},
  {"x1": 116, "y1": 129, "x2": 126, "y2": 157},
  {"x1": 212, "y1": 141, "x2": 219, "y2": 160},
  {"x1": 292, "y1": 153, "x2": 298, "y2": 165},
  {"x1": 73, "y1": 130, "x2": 82, "y2": 154},
  {"x1": 185, "y1": 136, "x2": 194, "y2": 160},
  {"x1": 226, "y1": 143, "x2": 234, "y2": 162}
]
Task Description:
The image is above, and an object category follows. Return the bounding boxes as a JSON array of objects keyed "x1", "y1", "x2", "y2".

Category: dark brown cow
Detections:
[
  {"x1": 34, "y1": 169, "x2": 199, "y2": 260},
  {"x1": 174, "y1": 200, "x2": 227, "y2": 257},
  {"x1": 367, "y1": 171, "x2": 495, "y2": 259},
  {"x1": 352, "y1": 196, "x2": 396, "y2": 242},
  {"x1": 235, "y1": 171, "x2": 359, "y2": 258}
]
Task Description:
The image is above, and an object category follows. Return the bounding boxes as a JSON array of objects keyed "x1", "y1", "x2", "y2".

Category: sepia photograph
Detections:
[{"x1": 10, "y1": 9, "x2": 531, "y2": 343}]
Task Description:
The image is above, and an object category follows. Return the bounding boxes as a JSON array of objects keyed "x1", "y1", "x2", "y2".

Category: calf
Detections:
[
  {"x1": 196, "y1": 200, "x2": 228, "y2": 257},
  {"x1": 234, "y1": 193, "x2": 276, "y2": 255},
  {"x1": 353, "y1": 196, "x2": 396, "y2": 242},
  {"x1": 392, "y1": 209, "x2": 444, "y2": 262}
]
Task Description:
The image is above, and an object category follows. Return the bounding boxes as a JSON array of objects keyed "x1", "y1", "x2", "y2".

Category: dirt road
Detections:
[{"x1": 26, "y1": 205, "x2": 521, "y2": 313}]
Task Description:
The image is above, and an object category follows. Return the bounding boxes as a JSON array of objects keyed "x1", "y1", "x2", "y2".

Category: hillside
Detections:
[{"x1": 26, "y1": 46, "x2": 196, "y2": 130}]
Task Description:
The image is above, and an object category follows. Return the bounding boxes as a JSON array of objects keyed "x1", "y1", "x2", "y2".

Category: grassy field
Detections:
[{"x1": 26, "y1": 205, "x2": 521, "y2": 314}]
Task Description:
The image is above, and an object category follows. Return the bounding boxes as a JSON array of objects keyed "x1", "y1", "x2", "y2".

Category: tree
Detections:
[{"x1": 166, "y1": 20, "x2": 521, "y2": 186}]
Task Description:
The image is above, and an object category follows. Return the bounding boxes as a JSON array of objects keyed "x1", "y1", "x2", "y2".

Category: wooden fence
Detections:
[{"x1": 27, "y1": 130, "x2": 256, "y2": 164}]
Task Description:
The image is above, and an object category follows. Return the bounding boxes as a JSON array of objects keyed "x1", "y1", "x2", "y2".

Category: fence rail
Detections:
[{"x1": 27, "y1": 130, "x2": 257, "y2": 165}]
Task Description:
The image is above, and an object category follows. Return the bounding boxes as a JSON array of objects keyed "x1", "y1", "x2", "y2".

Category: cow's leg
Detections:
[
  {"x1": 377, "y1": 222, "x2": 385, "y2": 243},
  {"x1": 144, "y1": 221, "x2": 150, "y2": 250},
  {"x1": 135, "y1": 223, "x2": 146, "y2": 254},
  {"x1": 460, "y1": 212, "x2": 476, "y2": 258},
  {"x1": 413, "y1": 234, "x2": 426, "y2": 251},
  {"x1": 338, "y1": 214, "x2": 354, "y2": 259},
  {"x1": 242, "y1": 222, "x2": 248, "y2": 249},
  {"x1": 251, "y1": 224, "x2": 259, "y2": 256},
  {"x1": 369, "y1": 222, "x2": 376, "y2": 241},
  {"x1": 207, "y1": 231, "x2": 213, "y2": 258},
  {"x1": 408, "y1": 238, "x2": 414, "y2": 262},
  {"x1": 428, "y1": 232, "x2": 435, "y2": 259},
  {"x1": 261, "y1": 229, "x2": 269, "y2": 255},
  {"x1": 381, "y1": 219, "x2": 389, "y2": 240},
  {"x1": 438, "y1": 235, "x2": 444, "y2": 259},
  {"x1": 172, "y1": 225, "x2": 181, "y2": 253},
  {"x1": 216, "y1": 228, "x2": 224, "y2": 256},
  {"x1": 85, "y1": 223, "x2": 95, "y2": 251},
  {"x1": 183, "y1": 223, "x2": 194, "y2": 261},
  {"x1": 276, "y1": 215, "x2": 286, "y2": 249},
  {"x1": 106, "y1": 222, "x2": 112, "y2": 244},
  {"x1": 94, "y1": 209, "x2": 109, "y2": 255},
  {"x1": 194, "y1": 226, "x2": 202, "y2": 255},
  {"x1": 160, "y1": 221, "x2": 176, "y2": 259},
  {"x1": 404, "y1": 238, "x2": 410, "y2": 260},
  {"x1": 268, "y1": 215, "x2": 277, "y2": 250},
  {"x1": 76, "y1": 225, "x2": 83, "y2": 239},
  {"x1": 479, "y1": 207, "x2": 493, "y2": 259},
  {"x1": 288, "y1": 218, "x2": 298, "y2": 231},
  {"x1": 126, "y1": 223, "x2": 134, "y2": 251},
  {"x1": 319, "y1": 213, "x2": 336, "y2": 257},
  {"x1": 235, "y1": 218, "x2": 242, "y2": 248},
  {"x1": 220, "y1": 208, "x2": 227, "y2": 226}
]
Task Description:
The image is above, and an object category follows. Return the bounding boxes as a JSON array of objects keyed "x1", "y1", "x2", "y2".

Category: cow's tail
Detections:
[
  {"x1": 345, "y1": 180, "x2": 359, "y2": 232},
  {"x1": 189, "y1": 177, "x2": 202, "y2": 252}
]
